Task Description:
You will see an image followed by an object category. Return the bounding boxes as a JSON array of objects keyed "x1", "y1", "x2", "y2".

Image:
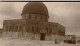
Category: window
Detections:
[
  {"x1": 35, "y1": 15, "x2": 37, "y2": 19},
  {"x1": 40, "y1": 16, "x2": 42, "y2": 20},
  {"x1": 32, "y1": 26, "x2": 35, "y2": 32},
  {"x1": 46, "y1": 28, "x2": 48, "y2": 33},
  {"x1": 36, "y1": 27, "x2": 39, "y2": 32},
  {"x1": 29, "y1": 15, "x2": 31, "y2": 19},
  {"x1": 15, "y1": 26, "x2": 18, "y2": 31},
  {"x1": 46, "y1": 28, "x2": 52, "y2": 33},
  {"x1": 27, "y1": 26, "x2": 30, "y2": 32},
  {"x1": 45, "y1": 17, "x2": 47, "y2": 21},
  {"x1": 6, "y1": 25, "x2": 8, "y2": 32},
  {"x1": 18, "y1": 25, "x2": 22, "y2": 32},
  {"x1": 9, "y1": 25, "x2": 11, "y2": 32},
  {"x1": 12, "y1": 25, "x2": 14, "y2": 32},
  {"x1": 49, "y1": 28, "x2": 52, "y2": 32},
  {"x1": 32, "y1": 26, "x2": 38, "y2": 33}
]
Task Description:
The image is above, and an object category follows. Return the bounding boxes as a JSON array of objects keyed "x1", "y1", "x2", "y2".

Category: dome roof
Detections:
[{"x1": 21, "y1": 2, "x2": 48, "y2": 16}]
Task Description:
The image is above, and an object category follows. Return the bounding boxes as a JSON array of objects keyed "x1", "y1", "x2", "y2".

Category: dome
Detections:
[{"x1": 21, "y1": 2, "x2": 48, "y2": 16}]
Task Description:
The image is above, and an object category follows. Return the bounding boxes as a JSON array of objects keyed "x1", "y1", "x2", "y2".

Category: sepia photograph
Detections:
[{"x1": 0, "y1": 2, "x2": 80, "y2": 46}]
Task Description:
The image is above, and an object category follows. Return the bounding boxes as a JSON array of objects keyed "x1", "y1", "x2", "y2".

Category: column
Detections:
[
  {"x1": 30, "y1": 26, "x2": 32, "y2": 40},
  {"x1": 9, "y1": 25, "x2": 12, "y2": 38},
  {"x1": 11, "y1": 25, "x2": 14, "y2": 38},
  {"x1": 16, "y1": 25, "x2": 19, "y2": 38},
  {"x1": 18, "y1": 25, "x2": 19, "y2": 38},
  {"x1": 19, "y1": 25, "x2": 21, "y2": 38},
  {"x1": 19, "y1": 25, "x2": 22, "y2": 38},
  {"x1": 3, "y1": 25, "x2": 6, "y2": 38},
  {"x1": 21, "y1": 24, "x2": 23, "y2": 38},
  {"x1": 22, "y1": 25, "x2": 24, "y2": 38},
  {"x1": 14, "y1": 25, "x2": 17, "y2": 38},
  {"x1": 7, "y1": 25, "x2": 9, "y2": 38}
]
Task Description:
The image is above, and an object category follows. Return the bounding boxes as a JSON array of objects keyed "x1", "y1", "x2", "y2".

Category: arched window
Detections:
[
  {"x1": 40, "y1": 16, "x2": 42, "y2": 20},
  {"x1": 32, "y1": 26, "x2": 35, "y2": 32},
  {"x1": 19, "y1": 25, "x2": 22, "y2": 32},
  {"x1": 49, "y1": 28, "x2": 52, "y2": 33},
  {"x1": 46, "y1": 28, "x2": 52, "y2": 34},
  {"x1": 11, "y1": 25, "x2": 13, "y2": 32},
  {"x1": 46, "y1": 28, "x2": 48, "y2": 33},
  {"x1": 45, "y1": 17, "x2": 47, "y2": 21},
  {"x1": 6, "y1": 25, "x2": 8, "y2": 32},
  {"x1": 35, "y1": 15, "x2": 37, "y2": 19},
  {"x1": 32, "y1": 26, "x2": 38, "y2": 33},
  {"x1": 36, "y1": 27, "x2": 39, "y2": 32},
  {"x1": 9, "y1": 25, "x2": 11, "y2": 32},
  {"x1": 27, "y1": 26, "x2": 30, "y2": 32},
  {"x1": 15, "y1": 26, "x2": 18, "y2": 32},
  {"x1": 29, "y1": 14, "x2": 31, "y2": 19}
]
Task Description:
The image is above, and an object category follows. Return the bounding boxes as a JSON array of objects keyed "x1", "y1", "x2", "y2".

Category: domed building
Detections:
[{"x1": 3, "y1": 2, "x2": 65, "y2": 41}]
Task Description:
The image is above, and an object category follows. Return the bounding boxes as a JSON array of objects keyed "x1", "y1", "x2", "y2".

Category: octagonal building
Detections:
[{"x1": 3, "y1": 2, "x2": 65, "y2": 41}]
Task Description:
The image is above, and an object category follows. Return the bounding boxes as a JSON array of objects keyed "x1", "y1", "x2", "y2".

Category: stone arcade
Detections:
[{"x1": 3, "y1": 2, "x2": 65, "y2": 41}]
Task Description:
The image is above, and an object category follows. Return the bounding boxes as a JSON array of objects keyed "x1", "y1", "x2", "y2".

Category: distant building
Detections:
[
  {"x1": 76, "y1": 37, "x2": 80, "y2": 43},
  {"x1": 64, "y1": 35, "x2": 76, "y2": 44},
  {"x1": 0, "y1": 29, "x2": 2, "y2": 37},
  {"x1": 2, "y1": 2, "x2": 65, "y2": 41}
]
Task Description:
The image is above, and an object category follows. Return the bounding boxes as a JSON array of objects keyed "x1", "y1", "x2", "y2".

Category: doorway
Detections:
[{"x1": 40, "y1": 33, "x2": 45, "y2": 40}]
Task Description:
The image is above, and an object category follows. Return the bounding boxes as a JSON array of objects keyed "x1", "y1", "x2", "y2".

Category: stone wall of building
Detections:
[{"x1": 3, "y1": 19, "x2": 65, "y2": 41}]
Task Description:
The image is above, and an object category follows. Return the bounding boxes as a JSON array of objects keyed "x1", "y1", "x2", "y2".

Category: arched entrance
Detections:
[{"x1": 40, "y1": 33, "x2": 46, "y2": 40}]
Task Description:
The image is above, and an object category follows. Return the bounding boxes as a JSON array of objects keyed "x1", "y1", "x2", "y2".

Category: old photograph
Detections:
[{"x1": 0, "y1": 2, "x2": 80, "y2": 46}]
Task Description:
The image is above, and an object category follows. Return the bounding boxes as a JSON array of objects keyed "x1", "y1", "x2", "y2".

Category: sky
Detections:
[{"x1": 0, "y1": 2, "x2": 80, "y2": 37}]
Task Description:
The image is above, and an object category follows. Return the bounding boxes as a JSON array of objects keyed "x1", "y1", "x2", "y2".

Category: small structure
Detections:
[
  {"x1": 76, "y1": 37, "x2": 80, "y2": 43},
  {"x1": 64, "y1": 35, "x2": 76, "y2": 44}
]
